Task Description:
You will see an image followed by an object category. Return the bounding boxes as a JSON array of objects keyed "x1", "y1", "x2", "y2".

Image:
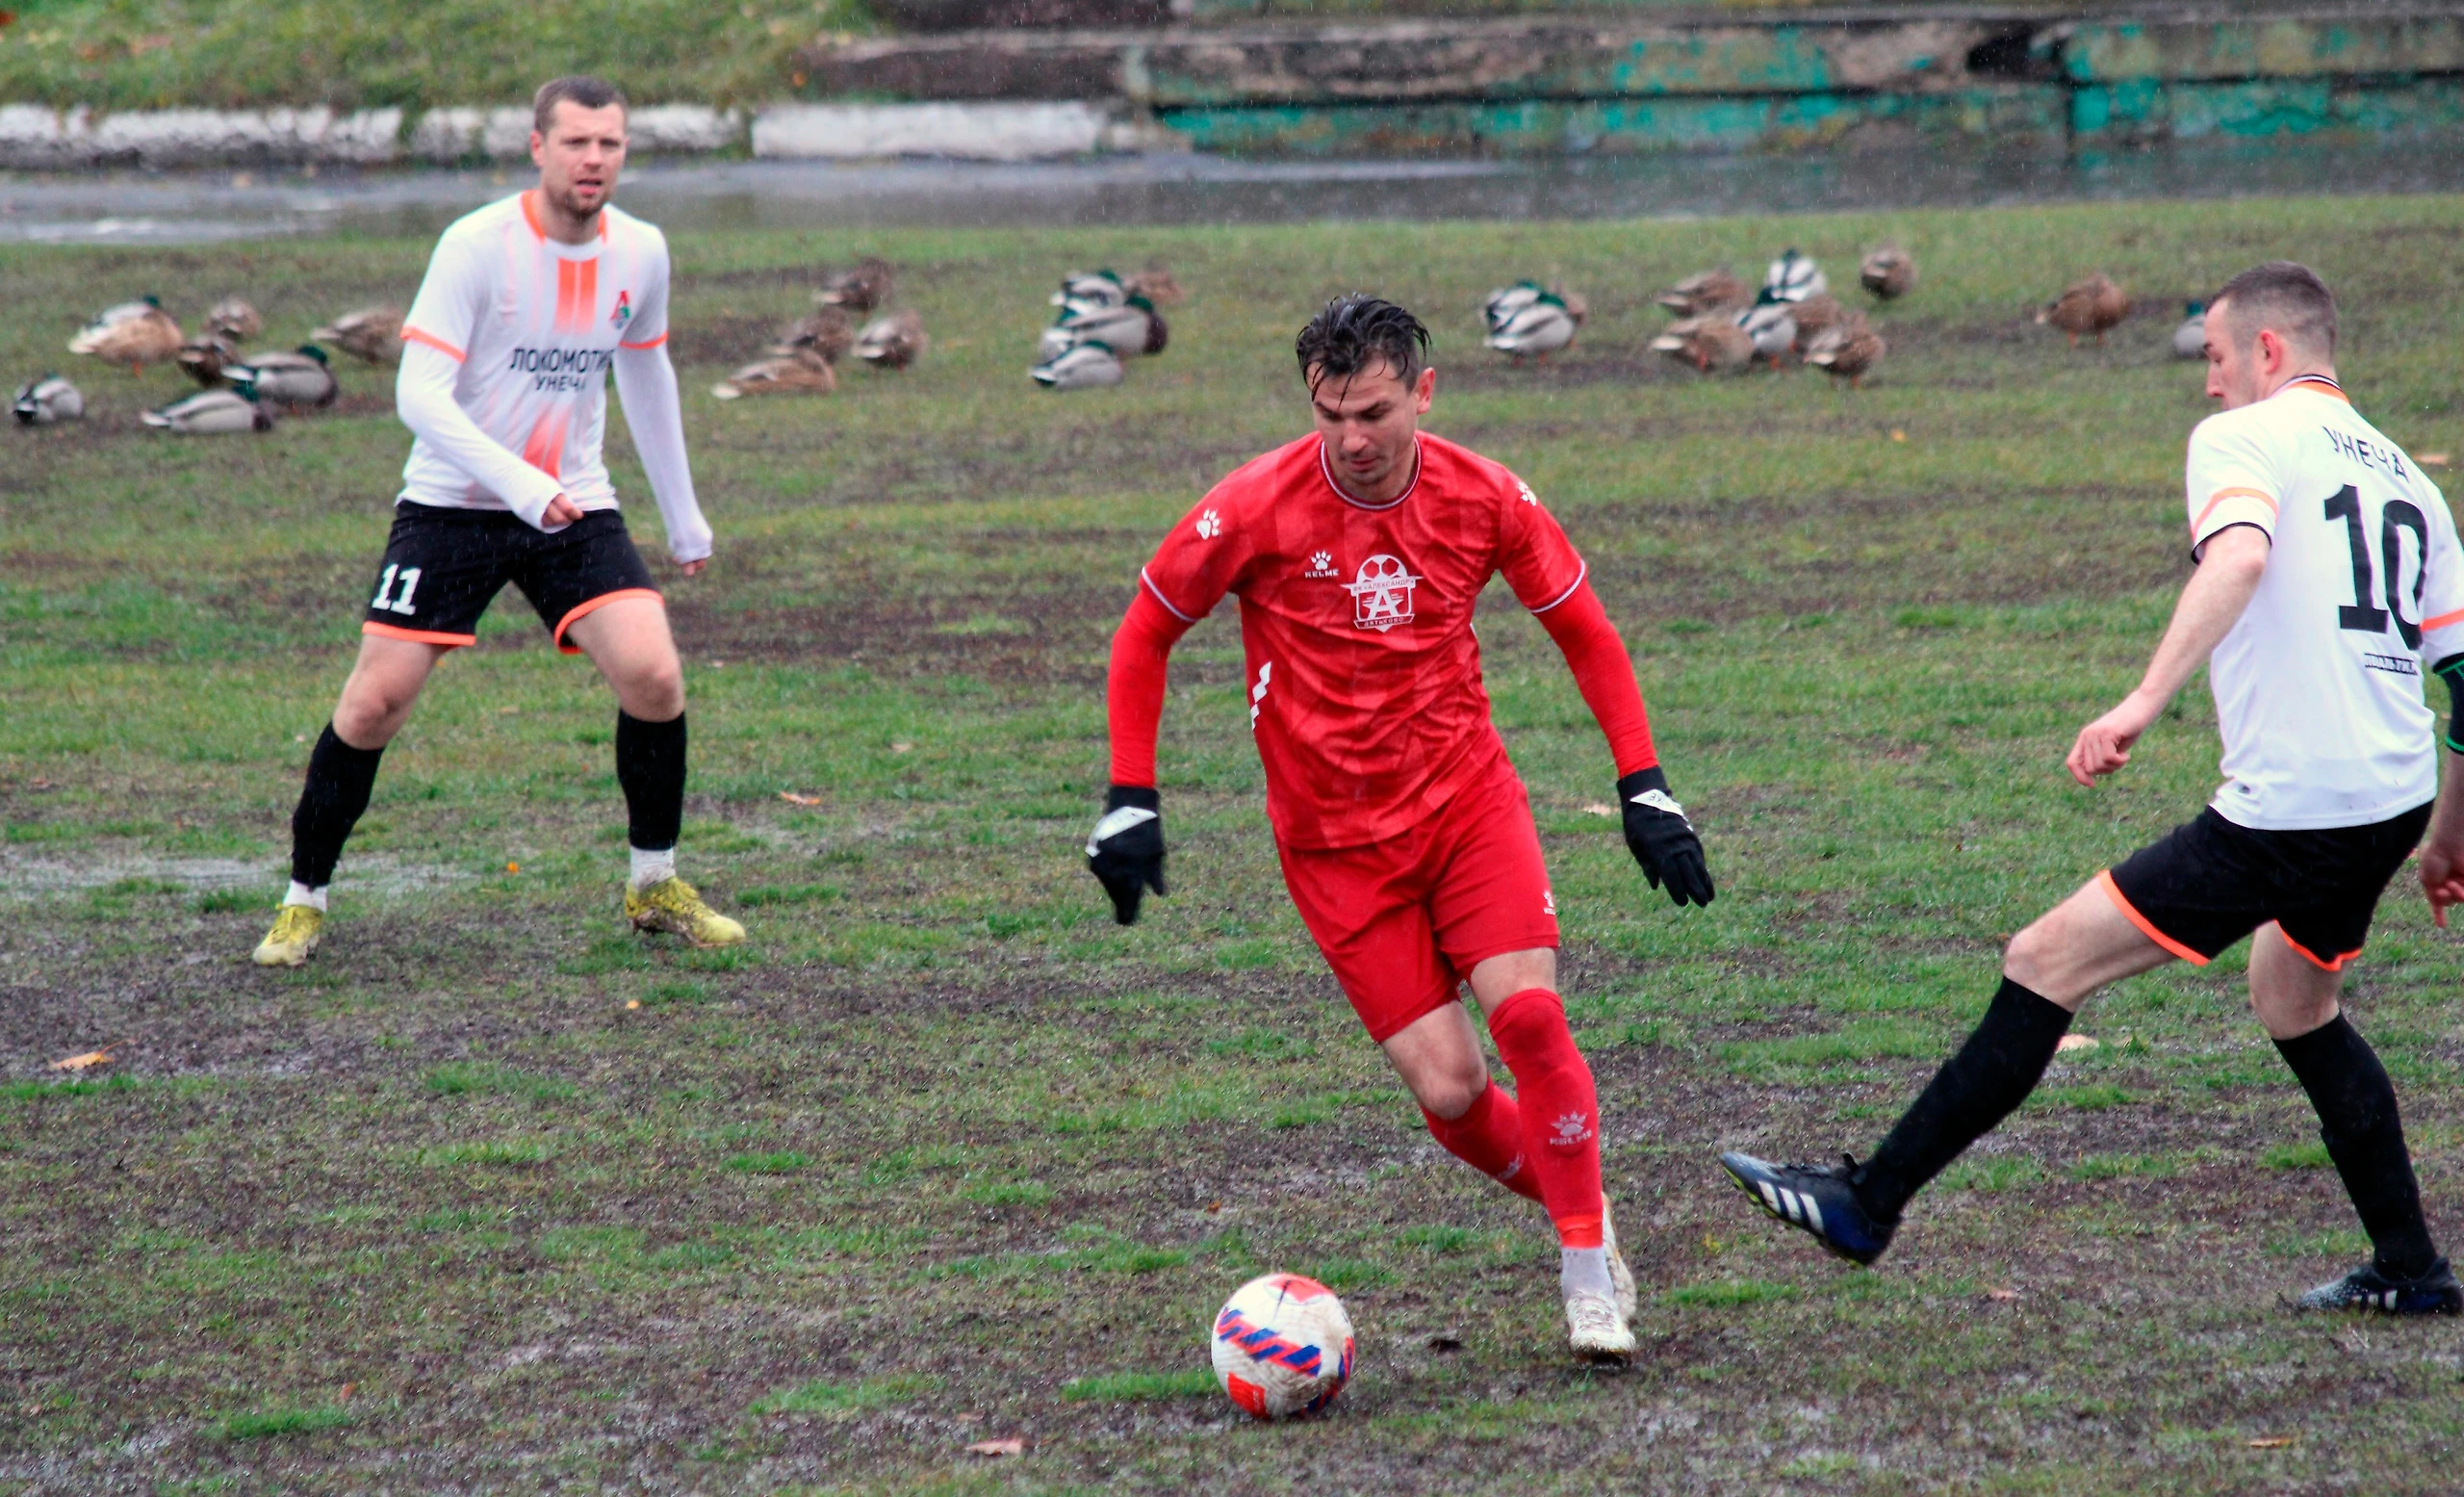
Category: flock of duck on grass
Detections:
[
  {"x1": 13, "y1": 296, "x2": 400, "y2": 430},
  {"x1": 710, "y1": 257, "x2": 926, "y2": 400}
]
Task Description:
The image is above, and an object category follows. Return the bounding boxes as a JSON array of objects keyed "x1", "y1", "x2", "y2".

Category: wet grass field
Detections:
[{"x1": 8, "y1": 194, "x2": 2464, "y2": 1493}]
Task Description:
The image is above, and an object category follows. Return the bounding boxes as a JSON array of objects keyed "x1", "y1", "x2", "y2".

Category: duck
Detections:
[
  {"x1": 772, "y1": 305, "x2": 854, "y2": 364},
  {"x1": 12, "y1": 374, "x2": 83, "y2": 426},
  {"x1": 69, "y1": 296, "x2": 184, "y2": 374},
  {"x1": 1653, "y1": 313, "x2": 1755, "y2": 374},
  {"x1": 1763, "y1": 248, "x2": 1827, "y2": 304},
  {"x1": 1806, "y1": 317, "x2": 1886, "y2": 387},
  {"x1": 1488, "y1": 290, "x2": 1585, "y2": 361},
  {"x1": 1656, "y1": 269, "x2": 1749, "y2": 319},
  {"x1": 227, "y1": 345, "x2": 339, "y2": 408},
  {"x1": 710, "y1": 347, "x2": 836, "y2": 400},
  {"x1": 1787, "y1": 292, "x2": 1843, "y2": 355},
  {"x1": 1052, "y1": 270, "x2": 1124, "y2": 308},
  {"x1": 314, "y1": 306, "x2": 404, "y2": 365},
  {"x1": 2037, "y1": 274, "x2": 2132, "y2": 348},
  {"x1": 1738, "y1": 296, "x2": 1798, "y2": 365},
  {"x1": 816, "y1": 257, "x2": 894, "y2": 315},
  {"x1": 1050, "y1": 297, "x2": 1154, "y2": 359},
  {"x1": 176, "y1": 334, "x2": 242, "y2": 387},
  {"x1": 204, "y1": 296, "x2": 262, "y2": 343},
  {"x1": 1032, "y1": 342, "x2": 1125, "y2": 391},
  {"x1": 856, "y1": 310, "x2": 927, "y2": 371},
  {"x1": 1121, "y1": 267, "x2": 1184, "y2": 306},
  {"x1": 142, "y1": 387, "x2": 273, "y2": 433},
  {"x1": 2172, "y1": 300, "x2": 2208, "y2": 359},
  {"x1": 1859, "y1": 247, "x2": 1917, "y2": 301},
  {"x1": 1484, "y1": 280, "x2": 1547, "y2": 333}
]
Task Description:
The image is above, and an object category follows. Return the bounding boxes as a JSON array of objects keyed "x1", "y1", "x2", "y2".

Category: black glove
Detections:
[
  {"x1": 1087, "y1": 785, "x2": 1166, "y2": 925},
  {"x1": 1618, "y1": 766, "x2": 1714, "y2": 908}
]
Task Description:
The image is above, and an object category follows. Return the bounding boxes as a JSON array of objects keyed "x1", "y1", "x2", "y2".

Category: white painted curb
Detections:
[{"x1": 0, "y1": 100, "x2": 1146, "y2": 167}]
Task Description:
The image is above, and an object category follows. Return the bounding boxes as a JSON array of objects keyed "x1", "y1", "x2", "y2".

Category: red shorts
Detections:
[{"x1": 1277, "y1": 767, "x2": 1559, "y2": 1045}]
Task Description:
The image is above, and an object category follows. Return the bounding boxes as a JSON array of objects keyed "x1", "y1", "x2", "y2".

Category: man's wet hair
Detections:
[
  {"x1": 534, "y1": 75, "x2": 629, "y2": 136},
  {"x1": 1296, "y1": 295, "x2": 1430, "y2": 392},
  {"x1": 2212, "y1": 261, "x2": 2336, "y2": 357}
]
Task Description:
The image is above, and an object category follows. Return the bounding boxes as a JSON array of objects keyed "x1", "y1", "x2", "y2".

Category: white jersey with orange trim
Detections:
[
  {"x1": 2187, "y1": 374, "x2": 2464, "y2": 830},
  {"x1": 393, "y1": 191, "x2": 711, "y2": 561}
]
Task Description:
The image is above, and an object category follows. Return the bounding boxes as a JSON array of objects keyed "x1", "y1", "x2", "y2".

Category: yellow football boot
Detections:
[
  {"x1": 625, "y1": 876, "x2": 746, "y2": 947},
  {"x1": 251, "y1": 904, "x2": 323, "y2": 967}
]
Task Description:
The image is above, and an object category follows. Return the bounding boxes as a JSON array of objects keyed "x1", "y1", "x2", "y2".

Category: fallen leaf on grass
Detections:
[
  {"x1": 1582, "y1": 803, "x2": 1617, "y2": 817},
  {"x1": 891, "y1": 741, "x2": 913, "y2": 755},
  {"x1": 338, "y1": 1383, "x2": 355, "y2": 1402},
  {"x1": 49, "y1": 1049, "x2": 110, "y2": 1071},
  {"x1": 2246, "y1": 1435, "x2": 2296, "y2": 1449},
  {"x1": 779, "y1": 791, "x2": 823, "y2": 807},
  {"x1": 2055, "y1": 1034, "x2": 2099, "y2": 1053},
  {"x1": 965, "y1": 1437, "x2": 1026, "y2": 1458},
  {"x1": 625, "y1": 999, "x2": 641, "y2": 1010},
  {"x1": 1890, "y1": 428, "x2": 1908, "y2": 442},
  {"x1": 1985, "y1": 1287, "x2": 2021, "y2": 1303},
  {"x1": 2420, "y1": 452, "x2": 2451, "y2": 468}
]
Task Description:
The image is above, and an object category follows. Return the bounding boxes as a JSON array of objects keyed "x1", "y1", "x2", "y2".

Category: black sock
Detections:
[
  {"x1": 290, "y1": 723, "x2": 384, "y2": 889},
  {"x1": 615, "y1": 710, "x2": 686, "y2": 852},
  {"x1": 2274, "y1": 1014, "x2": 2439, "y2": 1279},
  {"x1": 1855, "y1": 977, "x2": 2073, "y2": 1221}
]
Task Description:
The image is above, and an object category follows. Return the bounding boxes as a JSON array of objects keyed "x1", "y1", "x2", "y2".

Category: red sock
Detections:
[
  {"x1": 1487, "y1": 989, "x2": 1604, "y2": 1249},
  {"x1": 1422, "y1": 1081, "x2": 1545, "y2": 1203}
]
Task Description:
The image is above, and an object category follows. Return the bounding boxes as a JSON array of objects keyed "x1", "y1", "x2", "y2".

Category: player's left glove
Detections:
[
  {"x1": 1087, "y1": 785, "x2": 1167, "y2": 925},
  {"x1": 1618, "y1": 766, "x2": 1714, "y2": 909}
]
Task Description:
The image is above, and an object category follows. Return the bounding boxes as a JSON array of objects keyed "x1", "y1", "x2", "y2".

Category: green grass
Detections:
[
  {"x1": 11, "y1": 195, "x2": 2464, "y2": 1491},
  {"x1": 1060, "y1": 1369, "x2": 1218, "y2": 1403},
  {"x1": 211, "y1": 1405, "x2": 352, "y2": 1441}
]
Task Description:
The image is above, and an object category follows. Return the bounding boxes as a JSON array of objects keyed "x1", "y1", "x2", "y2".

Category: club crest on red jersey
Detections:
[{"x1": 1346, "y1": 554, "x2": 1421, "y2": 632}]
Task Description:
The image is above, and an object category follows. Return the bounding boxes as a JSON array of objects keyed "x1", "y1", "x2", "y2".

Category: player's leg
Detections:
[
  {"x1": 1380, "y1": 1002, "x2": 1543, "y2": 1204},
  {"x1": 527, "y1": 514, "x2": 742, "y2": 946}
]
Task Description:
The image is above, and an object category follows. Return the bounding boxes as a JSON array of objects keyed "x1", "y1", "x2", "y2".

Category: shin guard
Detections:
[{"x1": 1488, "y1": 988, "x2": 1604, "y2": 1248}]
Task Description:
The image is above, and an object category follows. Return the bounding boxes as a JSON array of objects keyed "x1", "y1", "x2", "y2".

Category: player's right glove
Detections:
[
  {"x1": 1087, "y1": 785, "x2": 1167, "y2": 925},
  {"x1": 1618, "y1": 765, "x2": 1714, "y2": 909}
]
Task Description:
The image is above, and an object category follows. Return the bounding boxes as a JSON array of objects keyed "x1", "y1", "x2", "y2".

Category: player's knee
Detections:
[
  {"x1": 624, "y1": 660, "x2": 685, "y2": 720},
  {"x1": 1416, "y1": 1065, "x2": 1491, "y2": 1122},
  {"x1": 2003, "y1": 920, "x2": 2058, "y2": 989}
]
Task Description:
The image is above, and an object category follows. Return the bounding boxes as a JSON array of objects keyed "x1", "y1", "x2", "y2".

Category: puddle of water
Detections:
[{"x1": 6, "y1": 138, "x2": 2463, "y2": 245}]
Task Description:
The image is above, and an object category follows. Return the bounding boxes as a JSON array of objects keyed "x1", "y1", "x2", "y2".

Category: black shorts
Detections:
[
  {"x1": 361, "y1": 503, "x2": 659, "y2": 656},
  {"x1": 2100, "y1": 803, "x2": 2432, "y2": 972}
]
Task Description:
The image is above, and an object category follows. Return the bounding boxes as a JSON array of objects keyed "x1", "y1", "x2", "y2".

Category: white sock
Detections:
[
  {"x1": 283, "y1": 881, "x2": 327, "y2": 912},
  {"x1": 1560, "y1": 1246, "x2": 1612, "y2": 1300},
  {"x1": 629, "y1": 845, "x2": 677, "y2": 890}
]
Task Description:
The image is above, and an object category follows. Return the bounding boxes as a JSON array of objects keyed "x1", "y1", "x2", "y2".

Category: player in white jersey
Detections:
[
  {"x1": 253, "y1": 76, "x2": 745, "y2": 967},
  {"x1": 1722, "y1": 262, "x2": 2464, "y2": 1315}
]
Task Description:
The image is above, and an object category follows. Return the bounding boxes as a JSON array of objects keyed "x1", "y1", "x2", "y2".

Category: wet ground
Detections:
[{"x1": 8, "y1": 135, "x2": 2464, "y2": 245}]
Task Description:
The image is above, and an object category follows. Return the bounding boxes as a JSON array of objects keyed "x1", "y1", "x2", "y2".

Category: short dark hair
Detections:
[
  {"x1": 2212, "y1": 260, "x2": 2336, "y2": 356},
  {"x1": 533, "y1": 75, "x2": 629, "y2": 136},
  {"x1": 1296, "y1": 295, "x2": 1429, "y2": 392}
]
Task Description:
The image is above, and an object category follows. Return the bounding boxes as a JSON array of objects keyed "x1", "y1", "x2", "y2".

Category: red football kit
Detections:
[{"x1": 1107, "y1": 430, "x2": 1663, "y2": 1252}]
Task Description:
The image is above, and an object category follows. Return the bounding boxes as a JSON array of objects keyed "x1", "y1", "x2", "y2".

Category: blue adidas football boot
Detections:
[
  {"x1": 1719, "y1": 1151, "x2": 1897, "y2": 1266},
  {"x1": 2297, "y1": 1257, "x2": 2463, "y2": 1316}
]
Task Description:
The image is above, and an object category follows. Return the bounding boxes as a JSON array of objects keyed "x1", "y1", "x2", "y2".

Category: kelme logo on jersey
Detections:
[
  {"x1": 1346, "y1": 554, "x2": 1420, "y2": 632},
  {"x1": 610, "y1": 290, "x2": 632, "y2": 333},
  {"x1": 1304, "y1": 550, "x2": 1338, "y2": 579}
]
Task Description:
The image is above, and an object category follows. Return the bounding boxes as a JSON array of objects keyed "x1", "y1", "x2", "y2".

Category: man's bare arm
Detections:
[{"x1": 2065, "y1": 523, "x2": 2271, "y2": 787}]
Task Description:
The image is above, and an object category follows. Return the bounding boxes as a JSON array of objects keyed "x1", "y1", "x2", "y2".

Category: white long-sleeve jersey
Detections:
[{"x1": 394, "y1": 191, "x2": 712, "y2": 564}]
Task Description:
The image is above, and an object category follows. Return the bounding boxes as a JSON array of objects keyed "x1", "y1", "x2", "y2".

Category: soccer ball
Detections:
[{"x1": 1209, "y1": 1273, "x2": 1354, "y2": 1420}]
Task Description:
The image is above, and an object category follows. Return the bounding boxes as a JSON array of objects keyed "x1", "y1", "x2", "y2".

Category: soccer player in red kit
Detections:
[{"x1": 1088, "y1": 296, "x2": 1715, "y2": 1362}]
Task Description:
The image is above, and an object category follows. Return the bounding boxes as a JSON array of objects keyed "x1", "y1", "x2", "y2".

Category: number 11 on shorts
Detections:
[{"x1": 372, "y1": 563, "x2": 423, "y2": 616}]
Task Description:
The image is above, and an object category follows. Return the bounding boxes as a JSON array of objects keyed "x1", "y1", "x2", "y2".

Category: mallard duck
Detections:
[
  {"x1": 772, "y1": 305, "x2": 854, "y2": 364},
  {"x1": 1652, "y1": 314, "x2": 1754, "y2": 374},
  {"x1": 1122, "y1": 267, "x2": 1184, "y2": 306},
  {"x1": 1141, "y1": 308, "x2": 1169, "y2": 357},
  {"x1": 2172, "y1": 301, "x2": 2208, "y2": 360},
  {"x1": 1488, "y1": 290, "x2": 1584, "y2": 361},
  {"x1": 710, "y1": 348, "x2": 836, "y2": 400},
  {"x1": 1051, "y1": 270, "x2": 1124, "y2": 309},
  {"x1": 176, "y1": 334, "x2": 241, "y2": 387},
  {"x1": 816, "y1": 257, "x2": 894, "y2": 315},
  {"x1": 227, "y1": 346, "x2": 338, "y2": 408},
  {"x1": 142, "y1": 388, "x2": 273, "y2": 433},
  {"x1": 1484, "y1": 280, "x2": 1546, "y2": 333},
  {"x1": 856, "y1": 310, "x2": 927, "y2": 371},
  {"x1": 1788, "y1": 292, "x2": 1843, "y2": 355},
  {"x1": 69, "y1": 296, "x2": 183, "y2": 374},
  {"x1": 1807, "y1": 319, "x2": 1886, "y2": 387},
  {"x1": 1859, "y1": 248, "x2": 1916, "y2": 301},
  {"x1": 1656, "y1": 269, "x2": 1749, "y2": 318},
  {"x1": 1738, "y1": 297, "x2": 1798, "y2": 364},
  {"x1": 1032, "y1": 342, "x2": 1124, "y2": 391},
  {"x1": 1763, "y1": 248, "x2": 1827, "y2": 304},
  {"x1": 204, "y1": 296, "x2": 262, "y2": 343},
  {"x1": 1050, "y1": 297, "x2": 1153, "y2": 358},
  {"x1": 314, "y1": 306, "x2": 404, "y2": 365},
  {"x1": 12, "y1": 374, "x2": 83, "y2": 426},
  {"x1": 2037, "y1": 274, "x2": 2131, "y2": 348}
]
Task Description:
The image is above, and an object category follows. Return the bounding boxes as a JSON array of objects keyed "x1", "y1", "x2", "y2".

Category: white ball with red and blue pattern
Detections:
[{"x1": 1209, "y1": 1273, "x2": 1354, "y2": 1420}]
